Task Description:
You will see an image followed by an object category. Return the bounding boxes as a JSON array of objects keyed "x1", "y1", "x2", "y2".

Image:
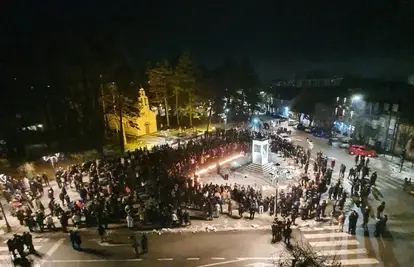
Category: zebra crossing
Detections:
[
  {"x1": 330, "y1": 165, "x2": 403, "y2": 193},
  {"x1": 297, "y1": 224, "x2": 381, "y2": 266},
  {"x1": 0, "y1": 238, "x2": 50, "y2": 261},
  {"x1": 373, "y1": 175, "x2": 401, "y2": 191}
]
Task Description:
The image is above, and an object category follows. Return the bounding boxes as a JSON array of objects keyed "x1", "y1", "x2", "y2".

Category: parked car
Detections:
[
  {"x1": 288, "y1": 120, "x2": 298, "y2": 126},
  {"x1": 348, "y1": 145, "x2": 377, "y2": 157},
  {"x1": 339, "y1": 138, "x2": 351, "y2": 149},
  {"x1": 328, "y1": 137, "x2": 340, "y2": 146},
  {"x1": 278, "y1": 133, "x2": 292, "y2": 143},
  {"x1": 297, "y1": 123, "x2": 312, "y2": 133},
  {"x1": 313, "y1": 130, "x2": 330, "y2": 139}
]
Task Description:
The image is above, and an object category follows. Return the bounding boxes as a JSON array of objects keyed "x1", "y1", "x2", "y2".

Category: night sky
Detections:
[{"x1": 4, "y1": 0, "x2": 414, "y2": 81}]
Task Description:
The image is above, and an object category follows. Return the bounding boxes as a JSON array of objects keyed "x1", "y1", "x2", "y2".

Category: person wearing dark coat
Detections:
[{"x1": 141, "y1": 234, "x2": 148, "y2": 253}]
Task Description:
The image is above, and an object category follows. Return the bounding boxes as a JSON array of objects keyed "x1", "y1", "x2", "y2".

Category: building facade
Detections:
[
  {"x1": 106, "y1": 88, "x2": 157, "y2": 138},
  {"x1": 271, "y1": 77, "x2": 343, "y2": 88}
]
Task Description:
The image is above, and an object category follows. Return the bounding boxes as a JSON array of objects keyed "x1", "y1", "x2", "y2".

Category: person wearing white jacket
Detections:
[{"x1": 126, "y1": 214, "x2": 134, "y2": 229}]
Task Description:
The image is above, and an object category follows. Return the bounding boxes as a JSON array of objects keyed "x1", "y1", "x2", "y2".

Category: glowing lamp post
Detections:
[
  {"x1": 0, "y1": 174, "x2": 12, "y2": 232},
  {"x1": 224, "y1": 108, "x2": 230, "y2": 127},
  {"x1": 350, "y1": 95, "x2": 363, "y2": 136},
  {"x1": 351, "y1": 94, "x2": 362, "y2": 102},
  {"x1": 284, "y1": 106, "x2": 290, "y2": 119},
  {"x1": 42, "y1": 153, "x2": 60, "y2": 170}
]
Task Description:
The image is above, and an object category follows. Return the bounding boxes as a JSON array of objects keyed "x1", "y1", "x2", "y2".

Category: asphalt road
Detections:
[
  {"x1": 290, "y1": 127, "x2": 414, "y2": 267},
  {"x1": 1, "y1": 231, "x2": 286, "y2": 267}
]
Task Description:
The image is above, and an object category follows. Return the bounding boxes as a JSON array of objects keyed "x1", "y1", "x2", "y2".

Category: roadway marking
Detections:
[
  {"x1": 299, "y1": 225, "x2": 339, "y2": 232},
  {"x1": 187, "y1": 257, "x2": 200, "y2": 260},
  {"x1": 34, "y1": 238, "x2": 65, "y2": 267},
  {"x1": 245, "y1": 263, "x2": 273, "y2": 267},
  {"x1": 336, "y1": 258, "x2": 380, "y2": 266},
  {"x1": 379, "y1": 179, "x2": 399, "y2": 190},
  {"x1": 303, "y1": 232, "x2": 351, "y2": 239},
  {"x1": 198, "y1": 259, "x2": 245, "y2": 267},
  {"x1": 158, "y1": 258, "x2": 173, "y2": 261},
  {"x1": 317, "y1": 248, "x2": 368, "y2": 256},
  {"x1": 211, "y1": 257, "x2": 226, "y2": 260},
  {"x1": 236, "y1": 257, "x2": 292, "y2": 260},
  {"x1": 43, "y1": 259, "x2": 143, "y2": 263},
  {"x1": 309, "y1": 239, "x2": 359, "y2": 247},
  {"x1": 46, "y1": 238, "x2": 65, "y2": 257},
  {"x1": 97, "y1": 242, "x2": 128, "y2": 247},
  {"x1": 33, "y1": 238, "x2": 50, "y2": 243}
]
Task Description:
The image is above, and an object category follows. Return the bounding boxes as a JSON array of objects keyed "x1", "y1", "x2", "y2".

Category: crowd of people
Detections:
[
  {"x1": 1, "y1": 123, "x2": 393, "y2": 259},
  {"x1": 2, "y1": 129, "x2": 255, "y2": 231},
  {"x1": 263, "y1": 136, "x2": 392, "y2": 243}
]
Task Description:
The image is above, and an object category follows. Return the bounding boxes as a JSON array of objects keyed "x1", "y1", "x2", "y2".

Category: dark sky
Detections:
[{"x1": 4, "y1": 0, "x2": 414, "y2": 81}]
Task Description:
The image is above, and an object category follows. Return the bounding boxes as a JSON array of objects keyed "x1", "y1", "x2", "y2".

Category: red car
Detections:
[{"x1": 348, "y1": 145, "x2": 377, "y2": 157}]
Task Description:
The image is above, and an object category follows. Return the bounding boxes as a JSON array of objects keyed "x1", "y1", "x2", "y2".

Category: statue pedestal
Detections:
[
  {"x1": 252, "y1": 138, "x2": 269, "y2": 165},
  {"x1": 239, "y1": 137, "x2": 273, "y2": 179}
]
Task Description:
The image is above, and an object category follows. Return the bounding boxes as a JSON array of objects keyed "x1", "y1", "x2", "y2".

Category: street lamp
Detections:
[
  {"x1": 274, "y1": 178, "x2": 279, "y2": 217},
  {"x1": 351, "y1": 94, "x2": 362, "y2": 102},
  {"x1": 349, "y1": 95, "x2": 363, "y2": 137},
  {"x1": 270, "y1": 169, "x2": 279, "y2": 217},
  {"x1": 284, "y1": 106, "x2": 290, "y2": 119}
]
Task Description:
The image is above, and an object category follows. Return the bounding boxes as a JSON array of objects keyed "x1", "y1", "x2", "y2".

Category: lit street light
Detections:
[
  {"x1": 351, "y1": 94, "x2": 362, "y2": 102},
  {"x1": 269, "y1": 169, "x2": 279, "y2": 217},
  {"x1": 350, "y1": 94, "x2": 363, "y2": 137}
]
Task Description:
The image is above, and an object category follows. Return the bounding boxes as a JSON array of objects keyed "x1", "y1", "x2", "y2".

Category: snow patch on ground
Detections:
[{"x1": 146, "y1": 223, "x2": 271, "y2": 235}]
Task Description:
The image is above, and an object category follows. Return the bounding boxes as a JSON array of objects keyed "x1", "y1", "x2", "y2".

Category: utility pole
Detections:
[{"x1": 274, "y1": 178, "x2": 279, "y2": 217}]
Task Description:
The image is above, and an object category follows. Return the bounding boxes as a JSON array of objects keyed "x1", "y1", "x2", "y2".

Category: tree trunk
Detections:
[
  {"x1": 206, "y1": 104, "x2": 213, "y2": 134},
  {"x1": 189, "y1": 93, "x2": 193, "y2": 127},
  {"x1": 175, "y1": 87, "x2": 180, "y2": 126},
  {"x1": 101, "y1": 83, "x2": 109, "y2": 137},
  {"x1": 164, "y1": 96, "x2": 170, "y2": 127},
  {"x1": 118, "y1": 93, "x2": 125, "y2": 155}
]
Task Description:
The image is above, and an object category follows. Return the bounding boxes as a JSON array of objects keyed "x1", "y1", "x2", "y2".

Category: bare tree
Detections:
[{"x1": 273, "y1": 240, "x2": 341, "y2": 267}]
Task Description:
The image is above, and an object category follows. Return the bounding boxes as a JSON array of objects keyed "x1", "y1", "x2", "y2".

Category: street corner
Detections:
[{"x1": 0, "y1": 236, "x2": 65, "y2": 264}]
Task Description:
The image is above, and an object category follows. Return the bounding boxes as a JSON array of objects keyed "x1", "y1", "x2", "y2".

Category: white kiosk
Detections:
[{"x1": 252, "y1": 137, "x2": 269, "y2": 165}]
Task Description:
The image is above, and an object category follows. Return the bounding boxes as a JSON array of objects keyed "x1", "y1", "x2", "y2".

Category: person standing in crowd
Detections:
[
  {"x1": 141, "y1": 234, "x2": 148, "y2": 254},
  {"x1": 338, "y1": 212, "x2": 345, "y2": 232},
  {"x1": 130, "y1": 235, "x2": 140, "y2": 257}
]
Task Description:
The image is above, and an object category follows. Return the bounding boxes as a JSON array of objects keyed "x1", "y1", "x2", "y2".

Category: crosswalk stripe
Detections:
[
  {"x1": 303, "y1": 232, "x2": 350, "y2": 239},
  {"x1": 337, "y1": 258, "x2": 380, "y2": 266},
  {"x1": 0, "y1": 246, "x2": 41, "y2": 252},
  {"x1": 33, "y1": 238, "x2": 50, "y2": 243},
  {"x1": 299, "y1": 225, "x2": 338, "y2": 232},
  {"x1": 309, "y1": 239, "x2": 359, "y2": 247},
  {"x1": 377, "y1": 179, "x2": 399, "y2": 190},
  {"x1": 317, "y1": 248, "x2": 368, "y2": 256}
]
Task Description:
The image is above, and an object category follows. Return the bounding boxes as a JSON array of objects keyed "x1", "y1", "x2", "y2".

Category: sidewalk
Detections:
[{"x1": 374, "y1": 154, "x2": 414, "y2": 174}]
